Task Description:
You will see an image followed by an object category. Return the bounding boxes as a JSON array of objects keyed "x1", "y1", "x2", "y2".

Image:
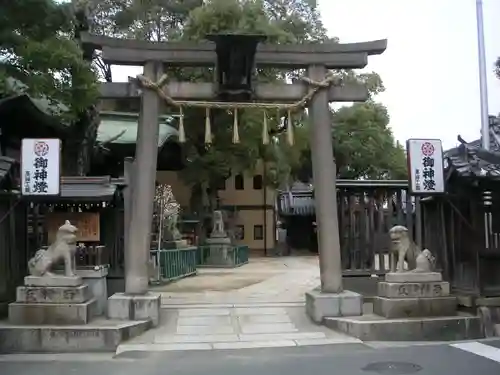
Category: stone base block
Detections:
[
  {"x1": 16, "y1": 285, "x2": 91, "y2": 304},
  {"x1": 205, "y1": 237, "x2": 232, "y2": 245},
  {"x1": 75, "y1": 268, "x2": 108, "y2": 317},
  {"x1": 477, "y1": 305, "x2": 500, "y2": 337},
  {"x1": 476, "y1": 296, "x2": 500, "y2": 307},
  {"x1": 164, "y1": 240, "x2": 188, "y2": 249},
  {"x1": 107, "y1": 293, "x2": 161, "y2": 327},
  {"x1": 24, "y1": 276, "x2": 82, "y2": 287},
  {"x1": 324, "y1": 314, "x2": 483, "y2": 341},
  {"x1": 8, "y1": 298, "x2": 97, "y2": 325},
  {"x1": 378, "y1": 281, "x2": 450, "y2": 298},
  {"x1": 305, "y1": 289, "x2": 362, "y2": 323},
  {"x1": 0, "y1": 318, "x2": 151, "y2": 353},
  {"x1": 385, "y1": 272, "x2": 442, "y2": 283},
  {"x1": 373, "y1": 296, "x2": 456, "y2": 318}
]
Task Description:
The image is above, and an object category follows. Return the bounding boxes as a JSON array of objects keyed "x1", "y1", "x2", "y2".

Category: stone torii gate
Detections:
[{"x1": 82, "y1": 32, "x2": 386, "y2": 323}]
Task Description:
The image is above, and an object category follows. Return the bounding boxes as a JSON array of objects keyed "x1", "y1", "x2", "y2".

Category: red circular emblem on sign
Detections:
[
  {"x1": 34, "y1": 141, "x2": 49, "y2": 157},
  {"x1": 421, "y1": 142, "x2": 435, "y2": 156}
]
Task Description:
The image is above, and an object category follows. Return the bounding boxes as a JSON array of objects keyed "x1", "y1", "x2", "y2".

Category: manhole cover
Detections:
[{"x1": 362, "y1": 362, "x2": 422, "y2": 374}]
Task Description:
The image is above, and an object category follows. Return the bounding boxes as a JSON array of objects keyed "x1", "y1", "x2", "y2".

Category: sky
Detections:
[
  {"x1": 317, "y1": 0, "x2": 500, "y2": 149},
  {"x1": 112, "y1": 0, "x2": 500, "y2": 150}
]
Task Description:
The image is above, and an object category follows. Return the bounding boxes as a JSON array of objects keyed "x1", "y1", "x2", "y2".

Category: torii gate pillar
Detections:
[
  {"x1": 307, "y1": 65, "x2": 343, "y2": 293},
  {"x1": 305, "y1": 65, "x2": 363, "y2": 323}
]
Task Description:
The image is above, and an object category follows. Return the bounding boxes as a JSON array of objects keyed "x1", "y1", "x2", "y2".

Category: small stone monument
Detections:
[
  {"x1": 373, "y1": 225, "x2": 456, "y2": 318},
  {"x1": 9, "y1": 220, "x2": 96, "y2": 325},
  {"x1": 204, "y1": 210, "x2": 234, "y2": 266}
]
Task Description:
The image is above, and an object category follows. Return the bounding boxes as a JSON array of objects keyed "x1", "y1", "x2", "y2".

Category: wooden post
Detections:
[
  {"x1": 124, "y1": 61, "x2": 162, "y2": 295},
  {"x1": 308, "y1": 65, "x2": 343, "y2": 294}
]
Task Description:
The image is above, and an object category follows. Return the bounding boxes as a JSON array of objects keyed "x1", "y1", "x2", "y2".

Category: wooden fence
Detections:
[
  {"x1": 0, "y1": 194, "x2": 28, "y2": 317},
  {"x1": 277, "y1": 180, "x2": 423, "y2": 276}
]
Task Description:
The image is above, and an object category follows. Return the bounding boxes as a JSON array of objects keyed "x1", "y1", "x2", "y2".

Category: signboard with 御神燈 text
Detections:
[
  {"x1": 406, "y1": 138, "x2": 445, "y2": 195},
  {"x1": 21, "y1": 138, "x2": 61, "y2": 196}
]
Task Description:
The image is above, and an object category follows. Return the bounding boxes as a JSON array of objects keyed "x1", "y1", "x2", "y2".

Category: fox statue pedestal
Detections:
[
  {"x1": 9, "y1": 276, "x2": 97, "y2": 325},
  {"x1": 201, "y1": 210, "x2": 236, "y2": 267},
  {"x1": 374, "y1": 272, "x2": 456, "y2": 318},
  {"x1": 0, "y1": 220, "x2": 150, "y2": 353},
  {"x1": 324, "y1": 225, "x2": 482, "y2": 341}
]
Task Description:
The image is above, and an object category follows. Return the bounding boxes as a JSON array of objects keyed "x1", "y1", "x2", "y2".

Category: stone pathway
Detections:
[
  {"x1": 116, "y1": 305, "x2": 361, "y2": 353},
  {"x1": 114, "y1": 257, "x2": 367, "y2": 353},
  {"x1": 154, "y1": 256, "x2": 322, "y2": 307}
]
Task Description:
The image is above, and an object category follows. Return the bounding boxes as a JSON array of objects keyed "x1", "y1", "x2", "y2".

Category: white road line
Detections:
[{"x1": 450, "y1": 341, "x2": 500, "y2": 363}]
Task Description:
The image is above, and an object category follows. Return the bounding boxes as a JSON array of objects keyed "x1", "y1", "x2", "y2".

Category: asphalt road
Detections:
[{"x1": 1, "y1": 340, "x2": 500, "y2": 375}]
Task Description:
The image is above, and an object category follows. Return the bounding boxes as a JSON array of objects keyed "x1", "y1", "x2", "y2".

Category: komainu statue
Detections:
[
  {"x1": 210, "y1": 210, "x2": 226, "y2": 238},
  {"x1": 28, "y1": 220, "x2": 79, "y2": 277},
  {"x1": 388, "y1": 225, "x2": 436, "y2": 273}
]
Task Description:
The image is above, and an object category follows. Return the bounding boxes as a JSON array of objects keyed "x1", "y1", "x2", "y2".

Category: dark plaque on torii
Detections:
[{"x1": 207, "y1": 34, "x2": 266, "y2": 101}]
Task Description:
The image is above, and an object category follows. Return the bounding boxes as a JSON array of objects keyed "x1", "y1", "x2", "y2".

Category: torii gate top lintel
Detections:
[{"x1": 80, "y1": 32, "x2": 387, "y2": 69}]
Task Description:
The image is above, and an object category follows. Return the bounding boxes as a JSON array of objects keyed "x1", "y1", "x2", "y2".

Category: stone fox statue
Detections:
[
  {"x1": 388, "y1": 225, "x2": 435, "y2": 273},
  {"x1": 28, "y1": 220, "x2": 79, "y2": 277}
]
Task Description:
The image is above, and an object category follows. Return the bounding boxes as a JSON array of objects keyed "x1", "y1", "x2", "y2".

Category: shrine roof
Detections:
[
  {"x1": 21, "y1": 176, "x2": 122, "y2": 202},
  {"x1": 98, "y1": 111, "x2": 179, "y2": 147},
  {"x1": 277, "y1": 180, "x2": 411, "y2": 217},
  {"x1": 59, "y1": 176, "x2": 120, "y2": 201},
  {"x1": 444, "y1": 118, "x2": 500, "y2": 178}
]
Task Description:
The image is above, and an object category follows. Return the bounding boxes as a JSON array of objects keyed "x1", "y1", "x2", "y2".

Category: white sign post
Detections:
[
  {"x1": 21, "y1": 138, "x2": 61, "y2": 196},
  {"x1": 406, "y1": 139, "x2": 445, "y2": 194}
]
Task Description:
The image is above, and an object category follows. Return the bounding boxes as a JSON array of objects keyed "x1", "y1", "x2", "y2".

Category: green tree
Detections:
[
  {"x1": 87, "y1": 0, "x2": 329, "y2": 208},
  {"x1": 293, "y1": 101, "x2": 407, "y2": 182},
  {"x1": 87, "y1": 0, "x2": 404, "y2": 206},
  {"x1": 0, "y1": 0, "x2": 99, "y2": 174},
  {"x1": 495, "y1": 57, "x2": 500, "y2": 80}
]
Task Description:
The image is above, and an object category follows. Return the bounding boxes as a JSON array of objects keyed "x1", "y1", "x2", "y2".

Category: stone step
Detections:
[
  {"x1": 16, "y1": 285, "x2": 91, "y2": 304},
  {"x1": 8, "y1": 298, "x2": 97, "y2": 325},
  {"x1": 0, "y1": 318, "x2": 151, "y2": 353},
  {"x1": 324, "y1": 314, "x2": 483, "y2": 341},
  {"x1": 373, "y1": 296, "x2": 456, "y2": 318}
]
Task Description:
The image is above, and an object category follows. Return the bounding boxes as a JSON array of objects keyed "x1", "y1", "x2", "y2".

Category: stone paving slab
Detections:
[
  {"x1": 213, "y1": 340, "x2": 297, "y2": 350},
  {"x1": 240, "y1": 323, "x2": 298, "y2": 334},
  {"x1": 178, "y1": 308, "x2": 231, "y2": 316},
  {"x1": 239, "y1": 332, "x2": 327, "y2": 341},
  {"x1": 238, "y1": 314, "x2": 291, "y2": 324},
  {"x1": 155, "y1": 334, "x2": 240, "y2": 343},
  {"x1": 117, "y1": 304, "x2": 359, "y2": 354},
  {"x1": 177, "y1": 316, "x2": 232, "y2": 325},
  {"x1": 235, "y1": 307, "x2": 287, "y2": 315},
  {"x1": 115, "y1": 258, "x2": 363, "y2": 354},
  {"x1": 176, "y1": 325, "x2": 235, "y2": 334}
]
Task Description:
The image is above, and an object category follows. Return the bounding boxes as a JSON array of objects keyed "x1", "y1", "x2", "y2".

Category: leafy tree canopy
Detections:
[
  {"x1": 86, "y1": 0, "x2": 405, "y2": 193},
  {"x1": 0, "y1": 0, "x2": 98, "y2": 122}
]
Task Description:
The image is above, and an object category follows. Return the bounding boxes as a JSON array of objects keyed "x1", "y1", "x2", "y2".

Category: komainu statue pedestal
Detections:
[
  {"x1": 0, "y1": 221, "x2": 150, "y2": 353},
  {"x1": 9, "y1": 276, "x2": 97, "y2": 325},
  {"x1": 201, "y1": 210, "x2": 238, "y2": 267},
  {"x1": 374, "y1": 272, "x2": 455, "y2": 318},
  {"x1": 322, "y1": 225, "x2": 483, "y2": 341}
]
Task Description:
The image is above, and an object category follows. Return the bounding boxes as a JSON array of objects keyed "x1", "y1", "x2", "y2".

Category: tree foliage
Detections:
[
  {"x1": 0, "y1": 0, "x2": 98, "y2": 122},
  {"x1": 496, "y1": 56, "x2": 500, "y2": 80},
  {"x1": 86, "y1": 0, "x2": 405, "y2": 200}
]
